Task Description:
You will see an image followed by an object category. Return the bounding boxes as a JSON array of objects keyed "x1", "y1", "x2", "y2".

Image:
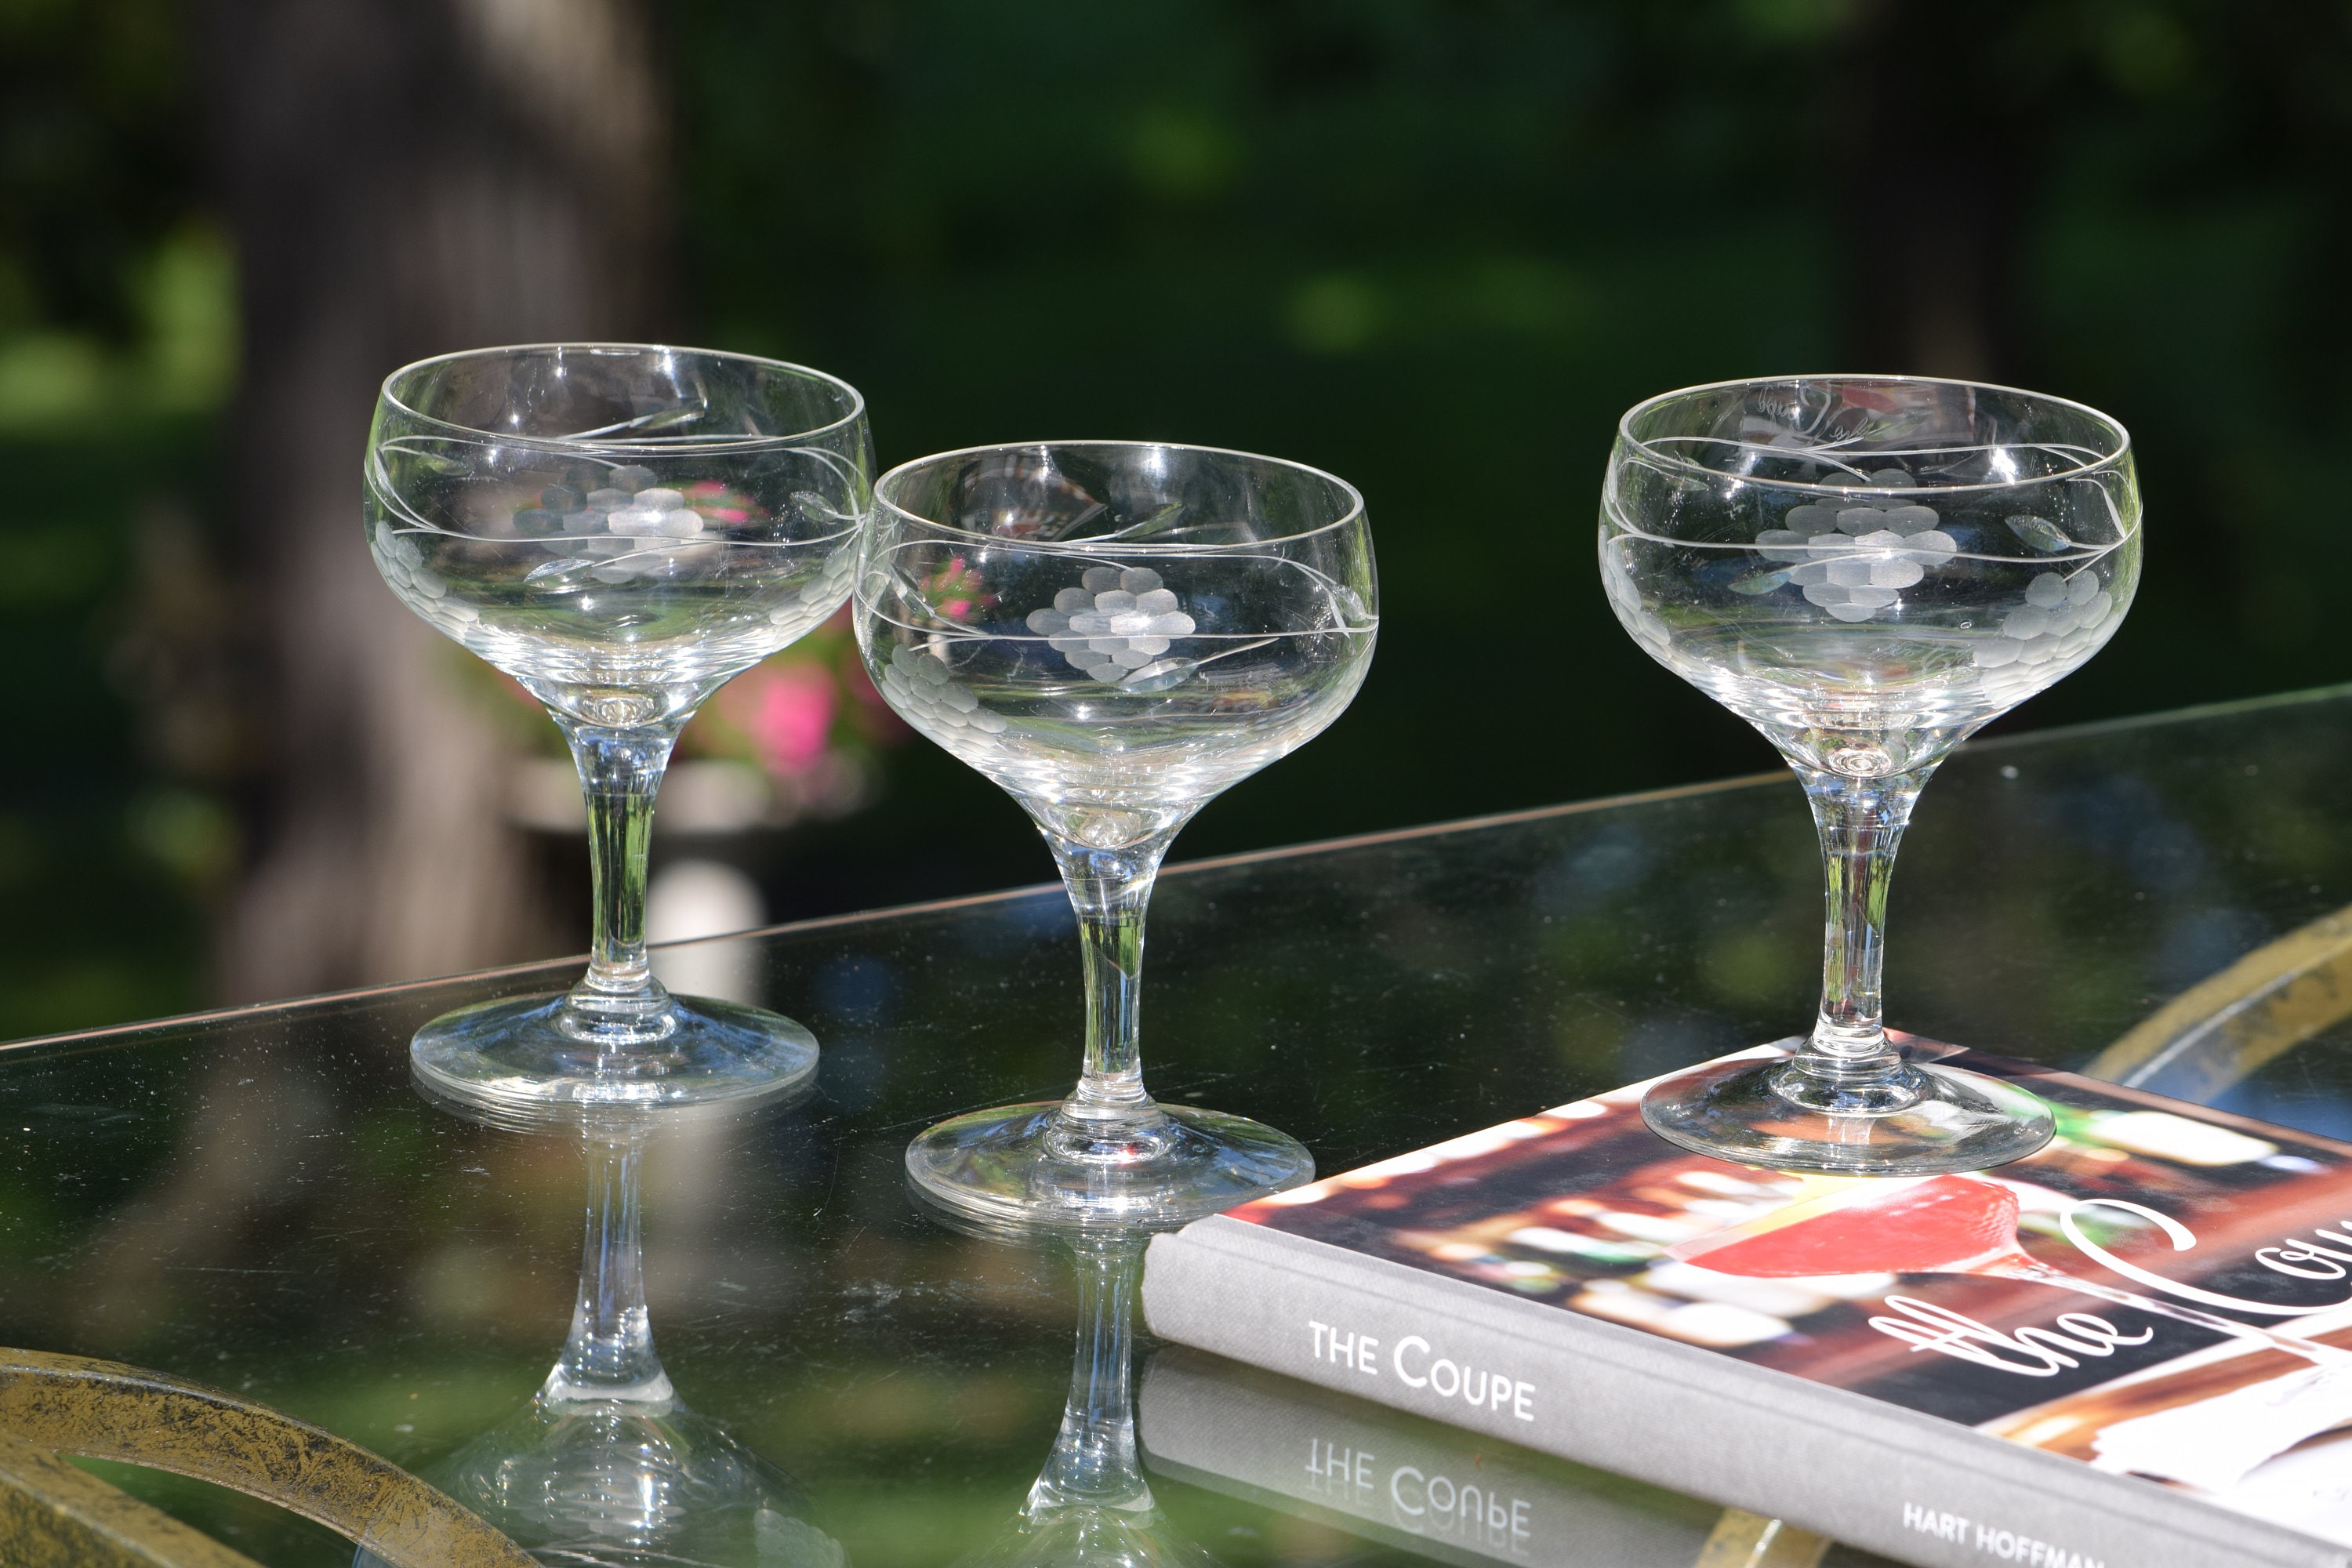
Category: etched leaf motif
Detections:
[{"x1": 2007, "y1": 514, "x2": 2077, "y2": 554}]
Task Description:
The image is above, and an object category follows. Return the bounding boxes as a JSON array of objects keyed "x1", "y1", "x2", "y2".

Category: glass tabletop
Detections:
[{"x1": 10, "y1": 684, "x2": 2352, "y2": 1567}]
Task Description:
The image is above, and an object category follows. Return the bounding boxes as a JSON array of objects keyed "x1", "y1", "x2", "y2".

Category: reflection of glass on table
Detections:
[
  {"x1": 15, "y1": 688, "x2": 2352, "y2": 1563},
  {"x1": 946, "y1": 1231, "x2": 1219, "y2": 1568},
  {"x1": 395, "y1": 1091, "x2": 839, "y2": 1568}
]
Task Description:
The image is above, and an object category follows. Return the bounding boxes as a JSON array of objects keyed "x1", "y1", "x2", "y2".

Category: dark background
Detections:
[{"x1": 5, "y1": 0, "x2": 2347, "y2": 1040}]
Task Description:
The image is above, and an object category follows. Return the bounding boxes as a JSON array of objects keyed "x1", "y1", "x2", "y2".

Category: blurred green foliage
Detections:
[
  {"x1": 671, "y1": 0, "x2": 2352, "y2": 862},
  {"x1": 0, "y1": 0, "x2": 234, "y2": 1036},
  {"x1": 9, "y1": 0, "x2": 2352, "y2": 1030}
]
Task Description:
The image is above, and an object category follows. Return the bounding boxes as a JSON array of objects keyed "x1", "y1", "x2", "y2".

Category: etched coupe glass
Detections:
[
  {"x1": 1600, "y1": 376, "x2": 2141, "y2": 1174},
  {"x1": 855, "y1": 441, "x2": 1379, "y2": 1227},
  {"x1": 365, "y1": 344, "x2": 871, "y2": 1109}
]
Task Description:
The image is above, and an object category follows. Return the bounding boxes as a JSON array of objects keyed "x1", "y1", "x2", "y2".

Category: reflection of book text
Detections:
[
  {"x1": 1308, "y1": 1437, "x2": 1534, "y2": 1557},
  {"x1": 1140, "y1": 1348, "x2": 1717, "y2": 1568}
]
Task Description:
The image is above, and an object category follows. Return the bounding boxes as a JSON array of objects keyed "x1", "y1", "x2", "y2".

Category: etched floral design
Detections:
[
  {"x1": 878, "y1": 641, "x2": 1009, "y2": 738},
  {"x1": 1972, "y1": 570, "x2": 2116, "y2": 670},
  {"x1": 513, "y1": 466, "x2": 734, "y2": 583},
  {"x1": 1750, "y1": 472, "x2": 1958, "y2": 623},
  {"x1": 370, "y1": 521, "x2": 436, "y2": 596},
  {"x1": 1025, "y1": 567, "x2": 1199, "y2": 684},
  {"x1": 371, "y1": 521, "x2": 481, "y2": 637},
  {"x1": 781, "y1": 543, "x2": 857, "y2": 618}
]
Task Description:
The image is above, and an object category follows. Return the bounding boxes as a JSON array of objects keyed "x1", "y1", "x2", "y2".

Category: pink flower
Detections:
[
  {"x1": 744, "y1": 663, "x2": 837, "y2": 777},
  {"x1": 940, "y1": 598, "x2": 972, "y2": 619}
]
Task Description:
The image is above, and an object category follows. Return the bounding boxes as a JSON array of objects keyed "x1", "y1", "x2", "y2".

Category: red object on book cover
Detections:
[{"x1": 1681, "y1": 1174, "x2": 2024, "y2": 1277}]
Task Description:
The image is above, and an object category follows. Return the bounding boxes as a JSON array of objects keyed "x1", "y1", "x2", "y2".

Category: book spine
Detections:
[{"x1": 1142, "y1": 1221, "x2": 2348, "y2": 1568}]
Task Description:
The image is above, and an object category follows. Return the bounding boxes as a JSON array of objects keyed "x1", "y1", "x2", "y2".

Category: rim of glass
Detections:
[
  {"x1": 379, "y1": 342, "x2": 868, "y2": 455},
  {"x1": 874, "y1": 439, "x2": 1367, "y2": 553},
  {"x1": 1617, "y1": 373, "x2": 2133, "y2": 497}
]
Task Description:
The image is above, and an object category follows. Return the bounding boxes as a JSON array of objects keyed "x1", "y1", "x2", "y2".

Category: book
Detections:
[
  {"x1": 1140, "y1": 1044, "x2": 2352, "y2": 1568},
  {"x1": 1138, "y1": 1344, "x2": 1887, "y2": 1567}
]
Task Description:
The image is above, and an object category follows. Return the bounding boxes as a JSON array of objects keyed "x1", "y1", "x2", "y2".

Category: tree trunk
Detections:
[
  {"x1": 1838, "y1": 0, "x2": 2034, "y2": 384},
  {"x1": 201, "y1": 0, "x2": 669, "y2": 1000}
]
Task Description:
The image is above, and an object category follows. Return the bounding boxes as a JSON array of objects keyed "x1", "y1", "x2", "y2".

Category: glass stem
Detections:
[
  {"x1": 1049, "y1": 833, "x2": 1176, "y2": 1139},
  {"x1": 558, "y1": 719, "x2": 682, "y2": 1040},
  {"x1": 1027, "y1": 1236, "x2": 1152, "y2": 1515},
  {"x1": 1790, "y1": 763, "x2": 1933, "y2": 1092},
  {"x1": 543, "y1": 1116, "x2": 673, "y2": 1406}
]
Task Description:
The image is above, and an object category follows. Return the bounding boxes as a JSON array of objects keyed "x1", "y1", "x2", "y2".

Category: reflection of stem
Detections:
[
  {"x1": 1028, "y1": 1236, "x2": 1151, "y2": 1515},
  {"x1": 1986, "y1": 1255, "x2": 2352, "y2": 1370},
  {"x1": 543, "y1": 1117, "x2": 674, "y2": 1405}
]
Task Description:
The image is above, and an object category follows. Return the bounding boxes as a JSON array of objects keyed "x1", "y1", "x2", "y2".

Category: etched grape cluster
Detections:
[
  {"x1": 371, "y1": 522, "x2": 482, "y2": 639},
  {"x1": 1973, "y1": 570, "x2": 2116, "y2": 670},
  {"x1": 1751, "y1": 477, "x2": 1959, "y2": 624},
  {"x1": 878, "y1": 641, "x2": 1009, "y2": 739},
  {"x1": 371, "y1": 524, "x2": 437, "y2": 599},
  {"x1": 1601, "y1": 548, "x2": 1671, "y2": 655},
  {"x1": 781, "y1": 546, "x2": 857, "y2": 619},
  {"x1": 1024, "y1": 567, "x2": 1197, "y2": 684},
  {"x1": 510, "y1": 465, "x2": 724, "y2": 584},
  {"x1": 1733, "y1": 470, "x2": 2120, "y2": 665}
]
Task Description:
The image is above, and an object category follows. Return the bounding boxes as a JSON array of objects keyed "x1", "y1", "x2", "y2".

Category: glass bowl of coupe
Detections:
[
  {"x1": 1599, "y1": 374, "x2": 2140, "y2": 1175},
  {"x1": 855, "y1": 440, "x2": 1379, "y2": 1229},
  {"x1": 365, "y1": 343, "x2": 872, "y2": 1112}
]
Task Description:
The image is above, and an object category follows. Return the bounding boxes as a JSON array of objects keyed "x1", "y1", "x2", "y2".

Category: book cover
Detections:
[
  {"x1": 1140, "y1": 1044, "x2": 2352, "y2": 1568},
  {"x1": 1138, "y1": 1345, "x2": 1890, "y2": 1567}
]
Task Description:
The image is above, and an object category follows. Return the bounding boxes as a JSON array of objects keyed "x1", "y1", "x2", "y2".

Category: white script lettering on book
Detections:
[
  {"x1": 1865, "y1": 1192, "x2": 2352, "y2": 1375},
  {"x1": 1904, "y1": 1504, "x2": 2105, "y2": 1568},
  {"x1": 1869, "y1": 1298, "x2": 2151, "y2": 1376},
  {"x1": 2062, "y1": 1198, "x2": 2352, "y2": 1316}
]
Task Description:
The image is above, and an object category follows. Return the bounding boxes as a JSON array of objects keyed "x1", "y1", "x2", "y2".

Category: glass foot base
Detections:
[
  {"x1": 957, "y1": 1501, "x2": 1216, "y2": 1568},
  {"x1": 412, "y1": 991, "x2": 818, "y2": 1115},
  {"x1": 1640, "y1": 1045, "x2": 2054, "y2": 1176},
  {"x1": 907, "y1": 1102, "x2": 1314, "y2": 1232},
  {"x1": 406, "y1": 1393, "x2": 837, "y2": 1568}
]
